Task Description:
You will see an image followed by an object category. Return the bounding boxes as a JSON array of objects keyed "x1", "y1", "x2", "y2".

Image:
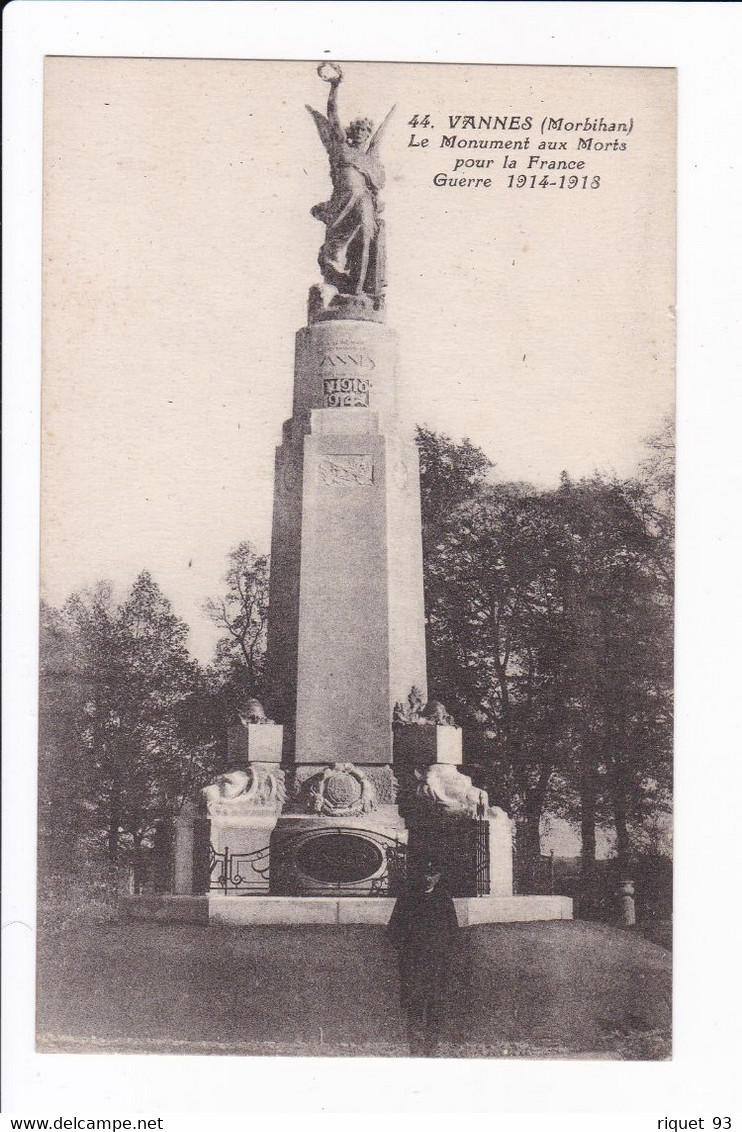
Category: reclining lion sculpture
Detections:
[
  {"x1": 413, "y1": 764, "x2": 506, "y2": 821},
  {"x1": 202, "y1": 766, "x2": 286, "y2": 814}
]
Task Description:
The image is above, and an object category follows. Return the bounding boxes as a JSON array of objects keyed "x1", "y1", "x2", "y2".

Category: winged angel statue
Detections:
[{"x1": 306, "y1": 63, "x2": 394, "y2": 301}]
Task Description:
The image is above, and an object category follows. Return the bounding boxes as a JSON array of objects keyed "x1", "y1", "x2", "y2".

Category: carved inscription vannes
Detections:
[
  {"x1": 318, "y1": 454, "x2": 374, "y2": 487},
  {"x1": 319, "y1": 350, "x2": 374, "y2": 408}
]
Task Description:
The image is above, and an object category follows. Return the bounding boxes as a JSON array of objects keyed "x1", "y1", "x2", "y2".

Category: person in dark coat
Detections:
[{"x1": 388, "y1": 860, "x2": 460, "y2": 1057}]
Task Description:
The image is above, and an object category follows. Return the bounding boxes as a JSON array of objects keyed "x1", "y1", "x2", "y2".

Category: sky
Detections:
[{"x1": 41, "y1": 59, "x2": 675, "y2": 661}]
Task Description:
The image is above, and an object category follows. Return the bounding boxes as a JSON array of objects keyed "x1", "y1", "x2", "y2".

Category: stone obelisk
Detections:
[
  {"x1": 266, "y1": 64, "x2": 427, "y2": 767},
  {"x1": 171, "y1": 65, "x2": 537, "y2": 915}
]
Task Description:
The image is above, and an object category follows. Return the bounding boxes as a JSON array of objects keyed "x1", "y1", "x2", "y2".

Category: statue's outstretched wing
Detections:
[
  {"x1": 306, "y1": 104, "x2": 335, "y2": 154},
  {"x1": 368, "y1": 105, "x2": 395, "y2": 154}
]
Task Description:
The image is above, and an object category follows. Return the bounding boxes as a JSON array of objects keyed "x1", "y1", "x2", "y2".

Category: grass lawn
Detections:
[{"x1": 36, "y1": 918, "x2": 671, "y2": 1059}]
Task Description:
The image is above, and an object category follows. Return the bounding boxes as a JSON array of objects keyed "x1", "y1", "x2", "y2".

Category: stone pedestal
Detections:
[
  {"x1": 226, "y1": 722, "x2": 283, "y2": 764},
  {"x1": 266, "y1": 318, "x2": 427, "y2": 764},
  {"x1": 488, "y1": 809, "x2": 515, "y2": 896},
  {"x1": 269, "y1": 761, "x2": 407, "y2": 897},
  {"x1": 208, "y1": 813, "x2": 277, "y2": 895},
  {"x1": 198, "y1": 764, "x2": 287, "y2": 896},
  {"x1": 618, "y1": 879, "x2": 637, "y2": 927},
  {"x1": 255, "y1": 312, "x2": 518, "y2": 902},
  {"x1": 395, "y1": 759, "x2": 514, "y2": 898},
  {"x1": 173, "y1": 801, "x2": 197, "y2": 896},
  {"x1": 393, "y1": 724, "x2": 463, "y2": 767},
  {"x1": 172, "y1": 804, "x2": 211, "y2": 896}
]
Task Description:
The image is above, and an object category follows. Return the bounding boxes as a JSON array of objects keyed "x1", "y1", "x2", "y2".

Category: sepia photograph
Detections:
[{"x1": 34, "y1": 55, "x2": 678, "y2": 1063}]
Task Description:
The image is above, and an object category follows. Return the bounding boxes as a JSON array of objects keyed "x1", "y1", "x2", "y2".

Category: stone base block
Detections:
[
  {"x1": 393, "y1": 724, "x2": 462, "y2": 766},
  {"x1": 336, "y1": 899, "x2": 397, "y2": 925},
  {"x1": 227, "y1": 723, "x2": 283, "y2": 764},
  {"x1": 206, "y1": 894, "x2": 572, "y2": 926},
  {"x1": 488, "y1": 813, "x2": 514, "y2": 896},
  {"x1": 456, "y1": 895, "x2": 573, "y2": 925},
  {"x1": 208, "y1": 895, "x2": 371, "y2": 926},
  {"x1": 209, "y1": 813, "x2": 278, "y2": 856},
  {"x1": 208, "y1": 812, "x2": 280, "y2": 896},
  {"x1": 308, "y1": 285, "x2": 385, "y2": 324}
]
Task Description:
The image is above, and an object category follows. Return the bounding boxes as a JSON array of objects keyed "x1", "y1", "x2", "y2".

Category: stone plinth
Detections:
[
  {"x1": 618, "y1": 879, "x2": 636, "y2": 927},
  {"x1": 208, "y1": 813, "x2": 277, "y2": 895},
  {"x1": 189, "y1": 765, "x2": 289, "y2": 896},
  {"x1": 293, "y1": 319, "x2": 400, "y2": 429},
  {"x1": 173, "y1": 802, "x2": 210, "y2": 896},
  {"x1": 394, "y1": 763, "x2": 514, "y2": 898},
  {"x1": 120, "y1": 893, "x2": 572, "y2": 926},
  {"x1": 458, "y1": 895, "x2": 573, "y2": 925},
  {"x1": 226, "y1": 723, "x2": 283, "y2": 764},
  {"x1": 268, "y1": 761, "x2": 406, "y2": 896},
  {"x1": 266, "y1": 318, "x2": 427, "y2": 763},
  {"x1": 173, "y1": 802, "x2": 196, "y2": 895},
  {"x1": 206, "y1": 894, "x2": 573, "y2": 927},
  {"x1": 488, "y1": 810, "x2": 515, "y2": 896},
  {"x1": 393, "y1": 724, "x2": 463, "y2": 767}
]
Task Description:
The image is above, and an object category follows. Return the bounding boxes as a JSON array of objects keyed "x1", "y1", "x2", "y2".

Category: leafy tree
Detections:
[
  {"x1": 625, "y1": 416, "x2": 674, "y2": 591},
  {"x1": 108, "y1": 572, "x2": 215, "y2": 863},
  {"x1": 416, "y1": 425, "x2": 493, "y2": 541},
  {"x1": 41, "y1": 573, "x2": 216, "y2": 871},
  {"x1": 541, "y1": 475, "x2": 671, "y2": 897},
  {"x1": 417, "y1": 429, "x2": 673, "y2": 897},
  {"x1": 203, "y1": 541, "x2": 270, "y2": 708},
  {"x1": 54, "y1": 581, "x2": 123, "y2": 864},
  {"x1": 573, "y1": 475, "x2": 671, "y2": 874},
  {"x1": 38, "y1": 598, "x2": 93, "y2": 872},
  {"x1": 417, "y1": 429, "x2": 571, "y2": 864},
  {"x1": 421, "y1": 478, "x2": 580, "y2": 865}
]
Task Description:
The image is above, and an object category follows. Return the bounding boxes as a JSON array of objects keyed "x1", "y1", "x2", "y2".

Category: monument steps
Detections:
[{"x1": 122, "y1": 893, "x2": 571, "y2": 926}]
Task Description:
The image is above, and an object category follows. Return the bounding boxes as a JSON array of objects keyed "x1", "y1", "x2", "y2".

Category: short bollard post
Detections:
[
  {"x1": 173, "y1": 801, "x2": 196, "y2": 895},
  {"x1": 618, "y1": 878, "x2": 636, "y2": 927}
]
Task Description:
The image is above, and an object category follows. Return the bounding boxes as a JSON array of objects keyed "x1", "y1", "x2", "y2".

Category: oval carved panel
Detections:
[{"x1": 296, "y1": 833, "x2": 383, "y2": 884}]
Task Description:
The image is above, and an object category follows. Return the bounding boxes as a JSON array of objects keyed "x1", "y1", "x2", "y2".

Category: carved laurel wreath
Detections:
[{"x1": 308, "y1": 762, "x2": 377, "y2": 817}]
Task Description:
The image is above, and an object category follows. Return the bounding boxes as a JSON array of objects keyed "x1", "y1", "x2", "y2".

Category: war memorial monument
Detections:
[{"x1": 152, "y1": 64, "x2": 571, "y2": 927}]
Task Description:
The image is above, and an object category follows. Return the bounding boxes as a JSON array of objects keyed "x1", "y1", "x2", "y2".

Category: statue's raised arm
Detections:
[
  {"x1": 306, "y1": 62, "x2": 390, "y2": 312},
  {"x1": 305, "y1": 62, "x2": 345, "y2": 157},
  {"x1": 324, "y1": 65, "x2": 345, "y2": 143}
]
